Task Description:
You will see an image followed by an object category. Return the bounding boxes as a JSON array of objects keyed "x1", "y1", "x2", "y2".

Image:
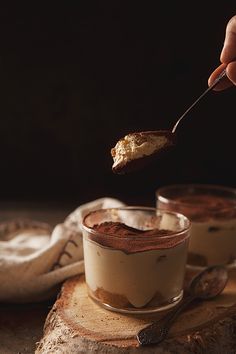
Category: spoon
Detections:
[
  {"x1": 111, "y1": 69, "x2": 227, "y2": 174},
  {"x1": 137, "y1": 265, "x2": 228, "y2": 346}
]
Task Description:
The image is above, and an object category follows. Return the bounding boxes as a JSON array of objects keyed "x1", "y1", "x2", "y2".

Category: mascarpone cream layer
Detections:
[
  {"x1": 189, "y1": 218, "x2": 236, "y2": 265},
  {"x1": 83, "y1": 238, "x2": 188, "y2": 308}
]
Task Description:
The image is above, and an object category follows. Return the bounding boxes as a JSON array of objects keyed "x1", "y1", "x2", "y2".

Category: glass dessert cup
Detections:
[
  {"x1": 156, "y1": 184, "x2": 236, "y2": 271},
  {"x1": 82, "y1": 207, "x2": 190, "y2": 314}
]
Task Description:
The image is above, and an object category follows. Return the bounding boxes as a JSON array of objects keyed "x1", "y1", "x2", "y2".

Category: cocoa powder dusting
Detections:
[
  {"x1": 160, "y1": 194, "x2": 236, "y2": 222},
  {"x1": 90, "y1": 222, "x2": 184, "y2": 253}
]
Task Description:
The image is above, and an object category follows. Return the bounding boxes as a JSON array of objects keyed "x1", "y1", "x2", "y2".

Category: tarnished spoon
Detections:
[{"x1": 137, "y1": 265, "x2": 228, "y2": 346}]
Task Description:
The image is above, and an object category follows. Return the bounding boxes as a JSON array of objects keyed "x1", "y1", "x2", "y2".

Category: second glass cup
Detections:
[
  {"x1": 157, "y1": 184, "x2": 236, "y2": 269},
  {"x1": 82, "y1": 207, "x2": 190, "y2": 314}
]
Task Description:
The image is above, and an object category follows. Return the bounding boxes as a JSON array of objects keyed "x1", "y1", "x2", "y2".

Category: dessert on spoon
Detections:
[
  {"x1": 111, "y1": 130, "x2": 175, "y2": 174},
  {"x1": 111, "y1": 68, "x2": 228, "y2": 174}
]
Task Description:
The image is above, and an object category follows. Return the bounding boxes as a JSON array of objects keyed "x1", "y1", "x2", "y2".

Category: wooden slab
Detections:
[{"x1": 36, "y1": 269, "x2": 236, "y2": 353}]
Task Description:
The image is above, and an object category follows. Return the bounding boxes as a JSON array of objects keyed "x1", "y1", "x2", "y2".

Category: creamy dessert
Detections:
[
  {"x1": 157, "y1": 185, "x2": 236, "y2": 268},
  {"x1": 82, "y1": 208, "x2": 190, "y2": 314},
  {"x1": 111, "y1": 130, "x2": 175, "y2": 174},
  {"x1": 178, "y1": 195, "x2": 236, "y2": 267}
]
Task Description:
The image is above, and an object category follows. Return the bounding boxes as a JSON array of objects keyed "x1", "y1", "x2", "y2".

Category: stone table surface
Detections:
[{"x1": 0, "y1": 201, "x2": 74, "y2": 354}]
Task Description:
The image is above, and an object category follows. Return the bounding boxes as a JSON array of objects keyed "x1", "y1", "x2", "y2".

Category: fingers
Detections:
[
  {"x1": 208, "y1": 15, "x2": 236, "y2": 90},
  {"x1": 208, "y1": 63, "x2": 233, "y2": 91},
  {"x1": 220, "y1": 15, "x2": 236, "y2": 63}
]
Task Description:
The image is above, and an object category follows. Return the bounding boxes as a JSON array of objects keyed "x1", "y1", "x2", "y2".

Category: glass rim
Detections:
[
  {"x1": 156, "y1": 183, "x2": 236, "y2": 209},
  {"x1": 82, "y1": 206, "x2": 191, "y2": 241}
]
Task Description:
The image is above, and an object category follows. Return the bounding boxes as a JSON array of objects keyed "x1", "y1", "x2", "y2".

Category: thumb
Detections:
[{"x1": 208, "y1": 63, "x2": 232, "y2": 91}]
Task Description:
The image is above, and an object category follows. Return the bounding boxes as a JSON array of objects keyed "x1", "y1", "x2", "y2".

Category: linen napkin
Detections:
[{"x1": 0, "y1": 197, "x2": 124, "y2": 303}]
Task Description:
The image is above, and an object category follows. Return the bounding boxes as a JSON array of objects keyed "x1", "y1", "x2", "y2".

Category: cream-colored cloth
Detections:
[{"x1": 0, "y1": 197, "x2": 124, "y2": 303}]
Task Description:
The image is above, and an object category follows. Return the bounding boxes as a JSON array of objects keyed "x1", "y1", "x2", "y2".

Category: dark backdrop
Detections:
[{"x1": 0, "y1": 3, "x2": 236, "y2": 207}]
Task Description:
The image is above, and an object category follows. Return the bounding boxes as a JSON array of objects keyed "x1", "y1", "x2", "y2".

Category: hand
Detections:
[{"x1": 208, "y1": 15, "x2": 236, "y2": 90}]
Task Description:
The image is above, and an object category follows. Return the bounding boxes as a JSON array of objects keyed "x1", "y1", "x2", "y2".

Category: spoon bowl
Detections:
[{"x1": 189, "y1": 265, "x2": 228, "y2": 300}]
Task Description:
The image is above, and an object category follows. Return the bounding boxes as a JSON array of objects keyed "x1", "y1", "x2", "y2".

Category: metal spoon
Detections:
[
  {"x1": 171, "y1": 68, "x2": 227, "y2": 133},
  {"x1": 137, "y1": 265, "x2": 228, "y2": 346},
  {"x1": 111, "y1": 69, "x2": 227, "y2": 174}
]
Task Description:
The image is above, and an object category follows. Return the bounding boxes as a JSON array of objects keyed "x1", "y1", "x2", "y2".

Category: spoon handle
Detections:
[
  {"x1": 137, "y1": 294, "x2": 196, "y2": 346},
  {"x1": 171, "y1": 68, "x2": 227, "y2": 133}
]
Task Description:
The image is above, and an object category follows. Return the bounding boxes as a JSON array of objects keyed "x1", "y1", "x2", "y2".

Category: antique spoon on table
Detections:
[
  {"x1": 137, "y1": 265, "x2": 228, "y2": 346},
  {"x1": 111, "y1": 69, "x2": 227, "y2": 174}
]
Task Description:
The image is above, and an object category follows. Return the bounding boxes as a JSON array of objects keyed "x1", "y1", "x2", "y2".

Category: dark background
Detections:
[{"x1": 0, "y1": 3, "x2": 236, "y2": 209}]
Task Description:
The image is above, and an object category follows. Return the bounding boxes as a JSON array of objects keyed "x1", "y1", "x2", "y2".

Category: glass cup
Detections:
[
  {"x1": 156, "y1": 184, "x2": 236, "y2": 270},
  {"x1": 82, "y1": 207, "x2": 190, "y2": 314}
]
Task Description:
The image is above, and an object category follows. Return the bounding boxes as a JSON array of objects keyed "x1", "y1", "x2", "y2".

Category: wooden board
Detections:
[{"x1": 36, "y1": 269, "x2": 236, "y2": 353}]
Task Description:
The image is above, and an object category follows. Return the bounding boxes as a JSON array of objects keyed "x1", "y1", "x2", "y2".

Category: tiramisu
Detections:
[
  {"x1": 111, "y1": 130, "x2": 175, "y2": 174},
  {"x1": 157, "y1": 184, "x2": 236, "y2": 268},
  {"x1": 82, "y1": 207, "x2": 190, "y2": 313}
]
